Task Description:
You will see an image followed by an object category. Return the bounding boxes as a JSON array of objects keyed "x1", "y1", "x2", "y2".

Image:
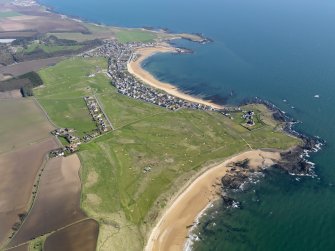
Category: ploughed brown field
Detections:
[
  {"x1": 0, "y1": 3, "x2": 88, "y2": 35},
  {"x1": 8, "y1": 155, "x2": 87, "y2": 247},
  {"x1": 0, "y1": 57, "x2": 66, "y2": 79},
  {"x1": 0, "y1": 98, "x2": 55, "y2": 154},
  {"x1": 0, "y1": 31, "x2": 37, "y2": 38},
  {"x1": 44, "y1": 219, "x2": 99, "y2": 251},
  {"x1": 0, "y1": 16, "x2": 87, "y2": 34},
  {"x1": 0, "y1": 138, "x2": 59, "y2": 247}
]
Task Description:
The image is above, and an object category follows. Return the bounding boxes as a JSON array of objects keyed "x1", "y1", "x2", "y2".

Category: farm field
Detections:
[
  {"x1": 34, "y1": 57, "x2": 301, "y2": 250},
  {"x1": 47, "y1": 25, "x2": 157, "y2": 43},
  {"x1": 19, "y1": 43, "x2": 83, "y2": 54},
  {"x1": 0, "y1": 98, "x2": 54, "y2": 153},
  {"x1": 44, "y1": 219, "x2": 99, "y2": 251},
  {"x1": 0, "y1": 137, "x2": 58, "y2": 247},
  {"x1": 0, "y1": 57, "x2": 66, "y2": 79},
  {"x1": 8, "y1": 154, "x2": 87, "y2": 248},
  {"x1": 0, "y1": 85, "x2": 61, "y2": 249},
  {"x1": 0, "y1": 3, "x2": 88, "y2": 35},
  {"x1": 9, "y1": 244, "x2": 28, "y2": 251}
]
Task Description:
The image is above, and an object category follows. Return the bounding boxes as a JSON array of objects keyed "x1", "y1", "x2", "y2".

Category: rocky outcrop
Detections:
[{"x1": 221, "y1": 173, "x2": 248, "y2": 190}]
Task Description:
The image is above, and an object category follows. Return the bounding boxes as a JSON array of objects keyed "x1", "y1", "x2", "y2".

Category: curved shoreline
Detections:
[
  {"x1": 127, "y1": 45, "x2": 224, "y2": 110},
  {"x1": 145, "y1": 150, "x2": 281, "y2": 251}
]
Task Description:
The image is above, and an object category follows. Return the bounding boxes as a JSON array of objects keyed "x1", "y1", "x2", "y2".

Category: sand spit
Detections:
[
  {"x1": 145, "y1": 150, "x2": 281, "y2": 251},
  {"x1": 127, "y1": 46, "x2": 223, "y2": 110}
]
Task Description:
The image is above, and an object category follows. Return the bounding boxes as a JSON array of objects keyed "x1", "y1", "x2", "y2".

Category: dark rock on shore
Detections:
[
  {"x1": 275, "y1": 141, "x2": 318, "y2": 176},
  {"x1": 221, "y1": 195, "x2": 240, "y2": 209},
  {"x1": 221, "y1": 173, "x2": 248, "y2": 190}
]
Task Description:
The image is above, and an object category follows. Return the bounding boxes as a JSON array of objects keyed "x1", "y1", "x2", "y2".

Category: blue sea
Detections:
[{"x1": 40, "y1": 0, "x2": 335, "y2": 250}]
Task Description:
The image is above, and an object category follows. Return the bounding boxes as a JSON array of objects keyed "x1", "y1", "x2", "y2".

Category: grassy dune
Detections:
[{"x1": 35, "y1": 57, "x2": 301, "y2": 250}]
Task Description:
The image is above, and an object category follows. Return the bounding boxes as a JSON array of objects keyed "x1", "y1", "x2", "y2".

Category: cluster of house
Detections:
[
  {"x1": 49, "y1": 128, "x2": 81, "y2": 157},
  {"x1": 84, "y1": 96, "x2": 112, "y2": 133},
  {"x1": 83, "y1": 40, "x2": 215, "y2": 111},
  {"x1": 49, "y1": 96, "x2": 114, "y2": 158},
  {"x1": 242, "y1": 110, "x2": 255, "y2": 126},
  {"x1": 82, "y1": 130, "x2": 100, "y2": 142}
]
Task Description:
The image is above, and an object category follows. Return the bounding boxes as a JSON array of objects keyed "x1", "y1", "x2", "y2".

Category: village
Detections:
[
  {"x1": 83, "y1": 40, "x2": 217, "y2": 111},
  {"x1": 49, "y1": 95, "x2": 113, "y2": 158},
  {"x1": 49, "y1": 40, "x2": 249, "y2": 158}
]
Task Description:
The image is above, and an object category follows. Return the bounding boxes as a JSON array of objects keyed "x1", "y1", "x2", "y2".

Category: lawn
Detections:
[{"x1": 35, "y1": 57, "x2": 301, "y2": 250}]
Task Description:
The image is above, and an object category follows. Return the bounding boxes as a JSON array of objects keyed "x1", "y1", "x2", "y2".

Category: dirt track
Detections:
[{"x1": 9, "y1": 243, "x2": 28, "y2": 251}]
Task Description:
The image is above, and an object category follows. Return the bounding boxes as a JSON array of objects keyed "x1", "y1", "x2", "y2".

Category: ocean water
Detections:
[{"x1": 40, "y1": 0, "x2": 335, "y2": 250}]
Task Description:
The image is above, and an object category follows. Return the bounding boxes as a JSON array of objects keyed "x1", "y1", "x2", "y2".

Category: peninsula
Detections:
[{"x1": 0, "y1": 1, "x2": 317, "y2": 251}]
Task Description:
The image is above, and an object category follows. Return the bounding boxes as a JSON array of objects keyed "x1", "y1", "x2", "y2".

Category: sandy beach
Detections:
[
  {"x1": 127, "y1": 45, "x2": 223, "y2": 110},
  {"x1": 145, "y1": 150, "x2": 281, "y2": 251}
]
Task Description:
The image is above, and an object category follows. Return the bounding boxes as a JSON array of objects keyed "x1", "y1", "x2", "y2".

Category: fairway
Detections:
[
  {"x1": 34, "y1": 57, "x2": 301, "y2": 250},
  {"x1": 35, "y1": 57, "x2": 110, "y2": 137}
]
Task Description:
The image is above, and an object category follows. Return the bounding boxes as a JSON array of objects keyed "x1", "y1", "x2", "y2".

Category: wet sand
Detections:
[
  {"x1": 127, "y1": 45, "x2": 223, "y2": 110},
  {"x1": 145, "y1": 150, "x2": 281, "y2": 251}
]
